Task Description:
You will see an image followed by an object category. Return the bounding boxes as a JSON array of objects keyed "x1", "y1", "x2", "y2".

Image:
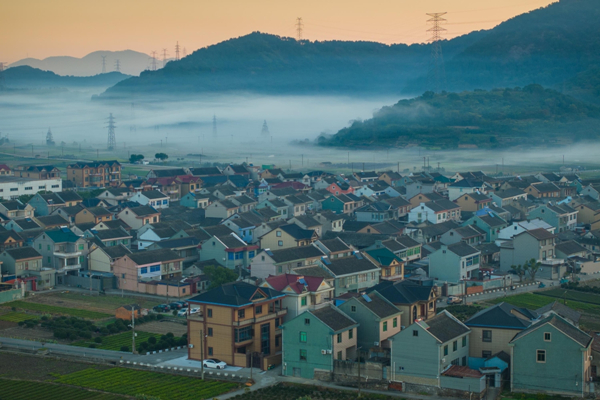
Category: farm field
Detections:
[
  {"x1": 0, "y1": 352, "x2": 107, "y2": 381},
  {"x1": 487, "y1": 293, "x2": 555, "y2": 309},
  {"x1": 136, "y1": 320, "x2": 188, "y2": 336},
  {"x1": 55, "y1": 368, "x2": 237, "y2": 400},
  {"x1": 236, "y1": 383, "x2": 394, "y2": 399},
  {"x1": 0, "y1": 379, "x2": 124, "y2": 400},
  {"x1": 30, "y1": 291, "x2": 163, "y2": 313},
  {"x1": 538, "y1": 289, "x2": 600, "y2": 307},
  {"x1": 72, "y1": 331, "x2": 158, "y2": 351},
  {"x1": 4, "y1": 300, "x2": 111, "y2": 319},
  {"x1": 0, "y1": 312, "x2": 39, "y2": 322}
]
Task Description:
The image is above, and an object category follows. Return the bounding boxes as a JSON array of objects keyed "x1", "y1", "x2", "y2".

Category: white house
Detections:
[
  {"x1": 0, "y1": 177, "x2": 62, "y2": 200},
  {"x1": 129, "y1": 190, "x2": 170, "y2": 209}
]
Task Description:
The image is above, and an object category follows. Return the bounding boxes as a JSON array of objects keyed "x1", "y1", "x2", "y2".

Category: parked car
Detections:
[
  {"x1": 153, "y1": 304, "x2": 170, "y2": 313},
  {"x1": 189, "y1": 307, "x2": 200, "y2": 315},
  {"x1": 447, "y1": 296, "x2": 462, "y2": 305},
  {"x1": 203, "y1": 358, "x2": 227, "y2": 369},
  {"x1": 176, "y1": 301, "x2": 188, "y2": 308},
  {"x1": 177, "y1": 308, "x2": 188, "y2": 317},
  {"x1": 169, "y1": 302, "x2": 183, "y2": 310}
]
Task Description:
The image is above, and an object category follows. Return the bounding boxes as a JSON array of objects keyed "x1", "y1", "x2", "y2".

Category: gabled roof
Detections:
[
  {"x1": 263, "y1": 245, "x2": 324, "y2": 263},
  {"x1": 36, "y1": 215, "x2": 69, "y2": 227},
  {"x1": 14, "y1": 218, "x2": 41, "y2": 230},
  {"x1": 293, "y1": 265, "x2": 334, "y2": 279},
  {"x1": 353, "y1": 293, "x2": 401, "y2": 319},
  {"x1": 510, "y1": 315, "x2": 591, "y2": 347},
  {"x1": 265, "y1": 274, "x2": 325, "y2": 294},
  {"x1": 82, "y1": 206, "x2": 112, "y2": 217},
  {"x1": 0, "y1": 200, "x2": 28, "y2": 211},
  {"x1": 477, "y1": 214, "x2": 507, "y2": 228},
  {"x1": 493, "y1": 188, "x2": 526, "y2": 199},
  {"x1": 127, "y1": 248, "x2": 183, "y2": 265},
  {"x1": 95, "y1": 228, "x2": 131, "y2": 240},
  {"x1": 215, "y1": 233, "x2": 248, "y2": 249},
  {"x1": 416, "y1": 310, "x2": 470, "y2": 343},
  {"x1": 151, "y1": 168, "x2": 187, "y2": 178},
  {"x1": 384, "y1": 196, "x2": 411, "y2": 208},
  {"x1": 367, "y1": 280, "x2": 434, "y2": 305},
  {"x1": 189, "y1": 281, "x2": 284, "y2": 307},
  {"x1": 138, "y1": 190, "x2": 168, "y2": 200},
  {"x1": 59, "y1": 205, "x2": 85, "y2": 216},
  {"x1": 280, "y1": 224, "x2": 316, "y2": 240},
  {"x1": 465, "y1": 302, "x2": 536, "y2": 329},
  {"x1": 322, "y1": 231, "x2": 390, "y2": 250},
  {"x1": 58, "y1": 191, "x2": 83, "y2": 202},
  {"x1": 317, "y1": 237, "x2": 351, "y2": 253},
  {"x1": 521, "y1": 228, "x2": 556, "y2": 241},
  {"x1": 536, "y1": 301, "x2": 581, "y2": 325},
  {"x1": 450, "y1": 178, "x2": 484, "y2": 188},
  {"x1": 44, "y1": 228, "x2": 82, "y2": 243},
  {"x1": 39, "y1": 193, "x2": 65, "y2": 205},
  {"x1": 99, "y1": 245, "x2": 132, "y2": 260},
  {"x1": 310, "y1": 304, "x2": 357, "y2": 332},
  {"x1": 530, "y1": 182, "x2": 560, "y2": 193},
  {"x1": 128, "y1": 205, "x2": 159, "y2": 217},
  {"x1": 322, "y1": 254, "x2": 379, "y2": 276},
  {"x1": 424, "y1": 199, "x2": 461, "y2": 212},
  {"x1": 365, "y1": 247, "x2": 402, "y2": 266},
  {"x1": 68, "y1": 160, "x2": 121, "y2": 168},
  {"x1": 394, "y1": 235, "x2": 421, "y2": 249},
  {"x1": 546, "y1": 203, "x2": 576, "y2": 215},
  {"x1": 152, "y1": 236, "x2": 200, "y2": 249},
  {"x1": 463, "y1": 192, "x2": 491, "y2": 202},
  {"x1": 418, "y1": 220, "x2": 460, "y2": 237},
  {"x1": 190, "y1": 167, "x2": 222, "y2": 176},
  {"x1": 4, "y1": 246, "x2": 42, "y2": 260},
  {"x1": 555, "y1": 240, "x2": 588, "y2": 256}
]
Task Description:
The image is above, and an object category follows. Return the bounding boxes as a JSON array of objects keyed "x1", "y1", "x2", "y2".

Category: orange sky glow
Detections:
[{"x1": 1, "y1": 0, "x2": 556, "y2": 63}]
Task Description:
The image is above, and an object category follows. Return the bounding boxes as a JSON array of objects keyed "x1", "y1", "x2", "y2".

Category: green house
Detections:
[
  {"x1": 510, "y1": 315, "x2": 593, "y2": 396},
  {"x1": 282, "y1": 305, "x2": 358, "y2": 379},
  {"x1": 462, "y1": 213, "x2": 507, "y2": 243}
]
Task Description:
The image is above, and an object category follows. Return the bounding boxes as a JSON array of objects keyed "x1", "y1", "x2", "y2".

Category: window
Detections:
[
  {"x1": 238, "y1": 309, "x2": 245, "y2": 319},
  {"x1": 351, "y1": 305, "x2": 356, "y2": 312},
  {"x1": 228, "y1": 252, "x2": 234, "y2": 260},
  {"x1": 208, "y1": 328, "x2": 213, "y2": 337},
  {"x1": 275, "y1": 318, "x2": 280, "y2": 327},
  {"x1": 383, "y1": 321, "x2": 388, "y2": 332},
  {"x1": 393, "y1": 318, "x2": 397, "y2": 328},
  {"x1": 208, "y1": 347, "x2": 213, "y2": 356},
  {"x1": 300, "y1": 349, "x2": 307, "y2": 361},
  {"x1": 451, "y1": 358, "x2": 459, "y2": 366},
  {"x1": 482, "y1": 330, "x2": 492, "y2": 342},
  {"x1": 249, "y1": 251, "x2": 255, "y2": 258},
  {"x1": 482, "y1": 350, "x2": 492, "y2": 358},
  {"x1": 444, "y1": 345, "x2": 448, "y2": 356},
  {"x1": 207, "y1": 309, "x2": 213, "y2": 318},
  {"x1": 337, "y1": 333, "x2": 342, "y2": 343},
  {"x1": 413, "y1": 330, "x2": 418, "y2": 337},
  {"x1": 348, "y1": 329, "x2": 353, "y2": 339},
  {"x1": 462, "y1": 336, "x2": 467, "y2": 347},
  {"x1": 140, "y1": 267, "x2": 148, "y2": 274},
  {"x1": 453, "y1": 341, "x2": 457, "y2": 352},
  {"x1": 544, "y1": 332, "x2": 551, "y2": 342},
  {"x1": 278, "y1": 241, "x2": 283, "y2": 247},
  {"x1": 536, "y1": 350, "x2": 546, "y2": 363},
  {"x1": 304, "y1": 318, "x2": 310, "y2": 325},
  {"x1": 462, "y1": 356, "x2": 467, "y2": 366},
  {"x1": 276, "y1": 231, "x2": 282, "y2": 237},
  {"x1": 301, "y1": 297, "x2": 307, "y2": 307},
  {"x1": 234, "y1": 326, "x2": 252, "y2": 342},
  {"x1": 300, "y1": 332, "x2": 307, "y2": 343},
  {"x1": 121, "y1": 273, "x2": 126, "y2": 279},
  {"x1": 78, "y1": 244, "x2": 84, "y2": 251}
]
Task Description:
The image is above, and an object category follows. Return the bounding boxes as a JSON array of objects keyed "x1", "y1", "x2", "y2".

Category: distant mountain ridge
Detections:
[
  {"x1": 9, "y1": 50, "x2": 150, "y2": 77},
  {"x1": 2, "y1": 66, "x2": 131, "y2": 90}
]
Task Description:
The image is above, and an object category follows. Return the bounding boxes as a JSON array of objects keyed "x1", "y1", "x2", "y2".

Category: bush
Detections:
[
  {"x1": 99, "y1": 327, "x2": 110, "y2": 336},
  {"x1": 120, "y1": 345, "x2": 129, "y2": 352},
  {"x1": 88, "y1": 344, "x2": 96, "y2": 348},
  {"x1": 108, "y1": 325, "x2": 119, "y2": 334},
  {"x1": 165, "y1": 332, "x2": 174, "y2": 339},
  {"x1": 18, "y1": 321, "x2": 25, "y2": 326},
  {"x1": 41, "y1": 316, "x2": 48, "y2": 321},
  {"x1": 11, "y1": 306, "x2": 16, "y2": 312},
  {"x1": 148, "y1": 336, "x2": 157, "y2": 345},
  {"x1": 156, "y1": 314, "x2": 164, "y2": 320},
  {"x1": 94, "y1": 336, "x2": 103, "y2": 344}
]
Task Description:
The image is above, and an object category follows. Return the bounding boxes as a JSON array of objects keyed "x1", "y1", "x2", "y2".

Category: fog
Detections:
[{"x1": 1, "y1": 88, "x2": 599, "y2": 175}]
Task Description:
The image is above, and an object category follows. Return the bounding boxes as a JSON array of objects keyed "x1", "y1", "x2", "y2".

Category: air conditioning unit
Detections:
[
  {"x1": 441, "y1": 358, "x2": 446, "y2": 363},
  {"x1": 326, "y1": 349, "x2": 333, "y2": 354},
  {"x1": 321, "y1": 349, "x2": 327, "y2": 355},
  {"x1": 188, "y1": 344, "x2": 194, "y2": 348}
]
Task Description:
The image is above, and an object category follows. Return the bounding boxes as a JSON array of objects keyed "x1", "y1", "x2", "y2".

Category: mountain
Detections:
[
  {"x1": 97, "y1": 30, "x2": 488, "y2": 99},
  {"x1": 9, "y1": 50, "x2": 150, "y2": 77},
  {"x1": 2, "y1": 66, "x2": 131, "y2": 90},
  {"x1": 405, "y1": 0, "x2": 600, "y2": 94},
  {"x1": 564, "y1": 66, "x2": 600, "y2": 105},
  {"x1": 318, "y1": 85, "x2": 600, "y2": 149}
]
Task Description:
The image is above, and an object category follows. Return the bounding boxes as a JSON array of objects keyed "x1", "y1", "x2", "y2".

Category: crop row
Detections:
[
  {"x1": 55, "y1": 368, "x2": 236, "y2": 399},
  {"x1": 0, "y1": 312, "x2": 38, "y2": 322},
  {"x1": 540, "y1": 289, "x2": 600, "y2": 306},
  {"x1": 0, "y1": 378, "x2": 123, "y2": 400},
  {"x1": 6, "y1": 301, "x2": 110, "y2": 319},
  {"x1": 72, "y1": 331, "x2": 158, "y2": 351}
]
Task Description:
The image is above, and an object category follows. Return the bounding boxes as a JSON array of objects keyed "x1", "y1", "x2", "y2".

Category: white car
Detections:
[
  {"x1": 189, "y1": 307, "x2": 200, "y2": 315},
  {"x1": 203, "y1": 358, "x2": 227, "y2": 369},
  {"x1": 178, "y1": 307, "x2": 201, "y2": 317}
]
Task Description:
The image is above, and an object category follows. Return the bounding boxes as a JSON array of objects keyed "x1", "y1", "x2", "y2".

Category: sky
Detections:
[{"x1": 2, "y1": 0, "x2": 556, "y2": 64}]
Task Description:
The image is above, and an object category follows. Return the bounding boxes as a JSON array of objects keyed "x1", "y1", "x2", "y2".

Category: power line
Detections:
[
  {"x1": 426, "y1": 12, "x2": 448, "y2": 93},
  {"x1": 296, "y1": 17, "x2": 304, "y2": 41}
]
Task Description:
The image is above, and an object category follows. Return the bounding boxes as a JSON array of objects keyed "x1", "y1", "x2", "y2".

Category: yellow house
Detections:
[
  {"x1": 454, "y1": 192, "x2": 492, "y2": 212},
  {"x1": 259, "y1": 224, "x2": 318, "y2": 250}
]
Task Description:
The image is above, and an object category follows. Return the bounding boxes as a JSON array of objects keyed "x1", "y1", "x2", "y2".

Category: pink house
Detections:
[{"x1": 326, "y1": 181, "x2": 354, "y2": 196}]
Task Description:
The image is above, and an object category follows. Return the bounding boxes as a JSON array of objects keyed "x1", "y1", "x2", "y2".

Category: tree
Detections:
[
  {"x1": 203, "y1": 265, "x2": 238, "y2": 290},
  {"x1": 511, "y1": 264, "x2": 525, "y2": 282},
  {"x1": 526, "y1": 258, "x2": 542, "y2": 281},
  {"x1": 155, "y1": 153, "x2": 168, "y2": 161},
  {"x1": 129, "y1": 154, "x2": 144, "y2": 163}
]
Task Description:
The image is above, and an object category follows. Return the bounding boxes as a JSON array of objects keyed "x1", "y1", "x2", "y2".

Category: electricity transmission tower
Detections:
[
  {"x1": 162, "y1": 48, "x2": 169, "y2": 68},
  {"x1": 101, "y1": 56, "x2": 107, "y2": 73},
  {"x1": 106, "y1": 113, "x2": 116, "y2": 150},
  {"x1": 182, "y1": 47, "x2": 187, "y2": 58},
  {"x1": 212, "y1": 115, "x2": 217, "y2": 137},
  {"x1": 175, "y1": 41, "x2": 181, "y2": 61},
  {"x1": 296, "y1": 17, "x2": 304, "y2": 41},
  {"x1": 0, "y1": 62, "x2": 5, "y2": 90},
  {"x1": 114, "y1": 59, "x2": 121, "y2": 72},
  {"x1": 46, "y1": 128, "x2": 55, "y2": 146},
  {"x1": 150, "y1": 51, "x2": 158, "y2": 71},
  {"x1": 426, "y1": 12, "x2": 447, "y2": 93},
  {"x1": 261, "y1": 120, "x2": 270, "y2": 137}
]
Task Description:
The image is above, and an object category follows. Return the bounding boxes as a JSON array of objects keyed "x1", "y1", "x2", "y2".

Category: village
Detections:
[{"x1": 1, "y1": 159, "x2": 600, "y2": 399}]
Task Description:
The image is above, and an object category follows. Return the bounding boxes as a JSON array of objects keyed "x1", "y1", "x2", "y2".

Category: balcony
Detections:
[
  {"x1": 54, "y1": 251, "x2": 82, "y2": 258},
  {"x1": 234, "y1": 308, "x2": 288, "y2": 326},
  {"x1": 56, "y1": 263, "x2": 81, "y2": 273}
]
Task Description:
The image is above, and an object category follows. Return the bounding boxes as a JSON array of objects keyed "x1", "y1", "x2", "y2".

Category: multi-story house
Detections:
[
  {"x1": 389, "y1": 310, "x2": 471, "y2": 386},
  {"x1": 440, "y1": 225, "x2": 487, "y2": 246},
  {"x1": 260, "y1": 273, "x2": 334, "y2": 317},
  {"x1": 259, "y1": 224, "x2": 318, "y2": 250},
  {"x1": 130, "y1": 190, "x2": 170, "y2": 209},
  {"x1": 88, "y1": 227, "x2": 132, "y2": 248},
  {"x1": 282, "y1": 305, "x2": 358, "y2": 379},
  {"x1": 284, "y1": 195, "x2": 313, "y2": 217},
  {"x1": 364, "y1": 247, "x2": 404, "y2": 281},
  {"x1": 73, "y1": 206, "x2": 113, "y2": 225},
  {"x1": 462, "y1": 213, "x2": 508, "y2": 243},
  {"x1": 366, "y1": 237, "x2": 422, "y2": 263},
  {"x1": 489, "y1": 188, "x2": 527, "y2": 207},
  {"x1": 448, "y1": 179, "x2": 487, "y2": 201},
  {"x1": 147, "y1": 236, "x2": 200, "y2": 268},
  {"x1": 222, "y1": 212, "x2": 265, "y2": 244},
  {"x1": 453, "y1": 192, "x2": 491, "y2": 212},
  {"x1": 429, "y1": 242, "x2": 481, "y2": 283},
  {"x1": 510, "y1": 316, "x2": 593, "y2": 396},
  {"x1": 528, "y1": 203, "x2": 578, "y2": 233},
  {"x1": 525, "y1": 182, "x2": 561, "y2": 199},
  {"x1": 88, "y1": 245, "x2": 132, "y2": 274},
  {"x1": 187, "y1": 281, "x2": 287, "y2": 370},
  {"x1": 383, "y1": 196, "x2": 412, "y2": 219},
  {"x1": 33, "y1": 228, "x2": 89, "y2": 285},
  {"x1": 117, "y1": 205, "x2": 160, "y2": 230},
  {"x1": 0, "y1": 200, "x2": 34, "y2": 219},
  {"x1": 231, "y1": 195, "x2": 258, "y2": 213},
  {"x1": 0, "y1": 247, "x2": 53, "y2": 290},
  {"x1": 204, "y1": 199, "x2": 239, "y2": 219},
  {"x1": 67, "y1": 160, "x2": 121, "y2": 188},
  {"x1": 251, "y1": 245, "x2": 324, "y2": 279},
  {"x1": 321, "y1": 193, "x2": 360, "y2": 215},
  {"x1": 14, "y1": 165, "x2": 61, "y2": 180},
  {"x1": 199, "y1": 232, "x2": 258, "y2": 271},
  {"x1": 318, "y1": 253, "x2": 380, "y2": 296},
  {"x1": 499, "y1": 228, "x2": 556, "y2": 271},
  {"x1": 145, "y1": 177, "x2": 180, "y2": 201},
  {"x1": 367, "y1": 280, "x2": 438, "y2": 328},
  {"x1": 27, "y1": 193, "x2": 65, "y2": 216},
  {"x1": 338, "y1": 291, "x2": 403, "y2": 352},
  {"x1": 355, "y1": 202, "x2": 395, "y2": 222},
  {"x1": 96, "y1": 188, "x2": 134, "y2": 206},
  {"x1": 408, "y1": 200, "x2": 461, "y2": 224},
  {"x1": 353, "y1": 171, "x2": 379, "y2": 183},
  {"x1": 0, "y1": 231, "x2": 24, "y2": 251},
  {"x1": 288, "y1": 215, "x2": 323, "y2": 237},
  {"x1": 408, "y1": 192, "x2": 445, "y2": 208}
]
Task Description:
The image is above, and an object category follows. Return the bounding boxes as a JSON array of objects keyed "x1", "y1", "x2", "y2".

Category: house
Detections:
[
  {"x1": 251, "y1": 245, "x2": 324, "y2": 279},
  {"x1": 408, "y1": 192, "x2": 445, "y2": 208},
  {"x1": 536, "y1": 301, "x2": 581, "y2": 327},
  {"x1": 88, "y1": 244, "x2": 132, "y2": 273},
  {"x1": 528, "y1": 203, "x2": 578, "y2": 233},
  {"x1": 355, "y1": 202, "x2": 395, "y2": 222},
  {"x1": 4, "y1": 218, "x2": 41, "y2": 233},
  {"x1": 284, "y1": 194, "x2": 313, "y2": 217},
  {"x1": 260, "y1": 224, "x2": 318, "y2": 250},
  {"x1": 318, "y1": 253, "x2": 380, "y2": 296},
  {"x1": 464, "y1": 302, "x2": 536, "y2": 358},
  {"x1": 88, "y1": 228, "x2": 132, "y2": 248},
  {"x1": 231, "y1": 195, "x2": 258, "y2": 213},
  {"x1": 115, "y1": 304, "x2": 144, "y2": 320},
  {"x1": 406, "y1": 220, "x2": 460, "y2": 243},
  {"x1": 260, "y1": 273, "x2": 334, "y2": 317},
  {"x1": 366, "y1": 237, "x2": 423, "y2": 263},
  {"x1": 499, "y1": 228, "x2": 556, "y2": 271},
  {"x1": 14, "y1": 165, "x2": 60, "y2": 180},
  {"x1": 33, "y1": 228, "x2": 89, "y2": 285},
  {"x1": 288, "y1": 215, "x2": 323, "y2": 237},
  {"x1": 176, "y1": 175, "x2": 203, "y2": 197},
  {"x1": 448, "y1": 179, "x2": 487, "y2": 201},
  {"x1": 574, "y1": 201, "x2": 600, "y2": 228},
  {"x1": 525, "y1": 182, "x2": 561, "y2": 199},
  {"x1": 112, "y1": 248, "x2": 185, "y2": 292},
  {"x1": 222, "y1": 212, "x2": 265, "y2": 244},
  {"x1": 53, "y1": 204, "x2": 84, "y2": 224},
  {"x1": 321, "y1": 193, "x2": 359, "y2": 215},
  {"x1": 73, "y1": 206, "x2": 113, "y2": 225},
  {"x1": 67, "y1": 160, "x2": 121, "y2": 188},
  {"x1": 0, "y1": 164, "x2": 11, "y2": 176},
  {"x1": 0, "y1": 200, "x2": 34, "y2": 220},
  {"x1": 96, "y1": 188, "x2": 133, "y2": 206},
  {"x1": 313, "y1": 237, "x2": 353, "y2": 259},
  {"x1": 497, "y1": 219, "x2": 555, "y2": 243},
  {"x1": 148, "y1": 236, "x2": 200, "y2": 268},
  {"x1": 379, "y1": 171, "x2": 403, "y2": 187},
  {"x1": 462, "y1": 213, "x2": 508, "y2": 243},
  {"x1": 199, "y1": 233, "x2": 258, "y2": 271},
  {"x1": 408, "y1": 200, "x2": 461, "y2": 224},
  {"x1": 116, "y1": 205, "x2": 160, "y2": 230},
  {"x1": 325, "y1": 180, "x2": 354, "y2": 195},
  {"x1": 222, "y1": 164, "x2": 250, "y2": 176},
  {"x1": 180, "y1": 192, "x2": 212, "y2": 209},
  {"x1": 313, "y1": 211, "x2": 346, "y2": 234},
  {"x1": 0, "y1": 231, "x2": 24, "y2": 251},
  {"x1": 440, "y1": 225, "x2": 487, "y2": 246},
  {"x1": 509, "y1": 315, "x2": 593, "y2": 396},
  {"x1": 0, "y1": 247, "x2": 52, "y2": 291},
  {"x1": 130, "y1": 190, "x2": 170, "y2": 209},
  {"x1": 187, "y1": 281, "x2": 286, "y2": 370},
  {"x1": 27, "y1": 193, "x2": 65, "y2": 216},
  {"x1": 282, "y1": 304, "x2": 358, "y2": 379},
  {"x1": 145, "y1": 177, "x2": 181, "y2": 201},
  {"x1": 35, "y1": 215, "x2": 70, "y2": 230},
  {"x1": 489, "y1": 188, "x2": 527, "y2": 207},
  {"x1": 145, "y1": 168, "x2": 188, "y2": 179},
  {"x1": 554, "y1": 240, "x2": 589, "y2": 260},
  {"x1": 338, "y1": 291, "x2": 403, "y2": 352},
  {"x1": 383, "y1": 196, "x2": 412, "y2": 218},
  {"x1": 367, "y1": 280, "x2": 438, "y2": 328},
  {"x1": 389, "y1": 310, "x2": 471, "y2": 386},
  {"x1": 354, "y1": 171, "x2": 379, "y2": 183},
  {"x1": 454, "y1": 192, "x2": 491, "y2": 212},
  {"x1": 204, "y1": 199, "x2": 239, "y2": 219},
  {"x1": 364, "y1": 247, "x2": 404, "y2": 281},
  {"x1": 256, "y1": 198, "x2": 289, "y2": 219},
  {"x1": 429, "y1": 242, "x2": 481, "y2": 283}
]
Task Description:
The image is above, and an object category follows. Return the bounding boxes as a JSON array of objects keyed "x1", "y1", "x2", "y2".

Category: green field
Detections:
[
  {"x1": 0, "y1": 379, "x2": 123, "y2": 400},
  {"x1": 538, "y1": 289, "x2": 600, "y2": 306},
  {"x1": 489, "y1": 292, "x2": 600, "y2": 315},
  {"x1": 55, "y1": 368, "x2": 237, "y2": 400},
  {"x1": 0, "y1": 312, "x2": 39, "y2": 322},
  {"x1": 73, "y1": 331, "x2": 158, "y2": 351},
  {"x1": 5, "y1": 301, "x2": 110, "y2": 319}
]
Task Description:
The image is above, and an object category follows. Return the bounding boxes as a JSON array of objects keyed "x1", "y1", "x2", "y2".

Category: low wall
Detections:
[
  {"x1": 333, "y1": 360, "x2": 384, "y2": 380},
  {"x1": 65, "y1": 275, "x2": 104, "y2": 291},
  {"x1": 403, "y1": 382, "x2": 486, "y2": 400},
  {"x1": 0, "y1": 288, "x2": 23, "y2": 304}
]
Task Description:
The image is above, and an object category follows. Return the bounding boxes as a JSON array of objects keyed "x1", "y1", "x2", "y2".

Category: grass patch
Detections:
[
  {"x1": 237, "y1": 382, "x2": 394, "y2": 399},
  {"x1": 488, "y1": 293, "x2": 554, "y2": 309},
  {"x1": 0, "y1": 312, "x2": 39, "y2": 322},
  {"x1": 5, "y1": 301, "x2": 110, "y2": 319},
  {"x1": 49, "y1": 292, "x2": 162, "y2": 311},
  {"x1": 55, "y1": 368, "x2": 237, "y2": 400},
  {"x1": 72, "y1": 331, "x2": 158, "y2": 351},
  {"x1": 538, "y1": 289, "x2": 600, "y2": 305},
  {"x1": 0, "y1": 379, "x2": 123, "y2": 400}
]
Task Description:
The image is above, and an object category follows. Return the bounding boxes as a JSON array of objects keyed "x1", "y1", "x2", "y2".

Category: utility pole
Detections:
[
  {"x1": 426, "y1": 12, "x2": 447, "y2": 93},
  {"x1": 182, "y1": 47, "x2": 187, "y2": 58},
  {"x1": 131, "y1": 308, "x2": 136, "y2": 354},
  {"x1": 296, "y1": 17, "x2": 304, "y2": 41},
  {"x1": 101, "y1": 55, "x2": 106, "y2": 74},
  {"x1": 212, "y1": 115, "x2": 217, "y2": 137},
  {"x1": 175, "y1": 41, "x2": 181, "y2": 61},
  {"x1": 200, "y1": 329, "x2": 205, "y2": 379}
]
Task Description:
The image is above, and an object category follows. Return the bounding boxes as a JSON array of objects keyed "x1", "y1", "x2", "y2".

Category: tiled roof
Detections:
[
  {"x1": 4, "y1": 246, "x2": 42, "y2": 260},
  {"x1": 310, "y1": 305, "x2": 357, "y2": 332},
  {"x1": 265, "y1": 274, "x2": 324, "y2": 293},
  {"x1": 101, "y1": 245, "x2": 132, "y2": 259},
  {"x1": 127, "y1": 248, "x2": 183, "y2": 265},
  {"x1": 524, "y1": 228, "x2": 556, "y2": 241},
  {"x1": 510, "y1": 315, "x2": 591, "y2": 347},
  {"x1": 318, "y1": 238, "x2": 351, "y2": 253},
  {"x1": 322, "y1": 254, "x2": 379, "y2": 276},
  {"x1": 293, "y1": 265, "x2": 334, "y2": 279},
  {"x1": 265, "y1": 245, "x2": 324, "y2": 263},
  {"x1": 189, "y1": 281, "x2": 283, "y2": 307},
  {"x1": 36, "y1": 215, "x2": 69, "y2": 226},
  {"x1": 417, "y1": 311, "x2": 469, "y2": 343},
  {"x1": 140, "y1": 190, "x2": 168, "y2": 200},
  {"x1": 536, "y1": 301, "x2": 581, "y2": 325},
  {"x1": 465, "y1": 302, "x2": 536, "y2": 329},
  {"x1": 367, "y1": 280, "x2": 433, "y2": 305},
  {"x1": 44, "y1": 228, "x2": 81, "y2": 243},
  {"x1": 280, "y1": 224, "x2": 316, "y2": 240},
  {"x1": 355, "y1": 293, "x2": 401, "y2": 319},
  {"x1": 555, "y1": 240, "x2": 588, "y2": 256},
  {"x1": 129, "y1": 205, "x2": 159, "y2": 217}
]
